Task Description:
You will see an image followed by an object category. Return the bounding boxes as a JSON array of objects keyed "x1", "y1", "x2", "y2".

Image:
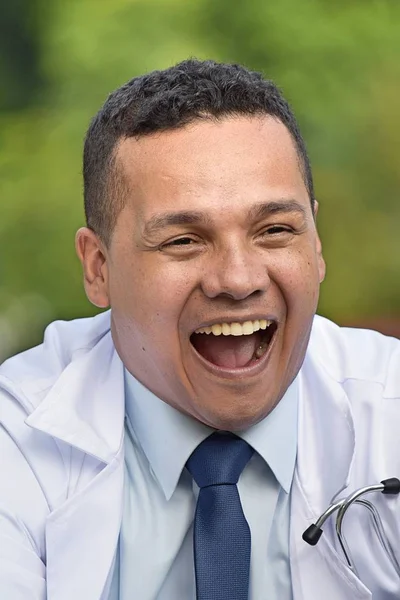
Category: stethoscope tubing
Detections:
[
  {"x1": 336, "y1": 484, "x2": 384, "y2": 575},
  {"x1": 352, "y1": 499, "x2": 400, "y2": 576},
  {"x1": 302, "y1": 478, "x2": 400, "y2": 577}
]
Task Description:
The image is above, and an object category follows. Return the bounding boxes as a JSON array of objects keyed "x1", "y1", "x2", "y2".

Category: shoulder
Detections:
[
  {"x1": 308, "y1": 315, "x2": 400, "y2": 398},
  {"x1": 0, "y1": 311, "x2": 113, "y2": 558},
  {"x1": 0, "y1": 310, "x2": 111, "y2": 413},
  {"x1": 0, "y1": 309, "x2": 112, "y2": 487},
  {"x1": 0, "y1": 310, "x2": 112, "y2": 503},
  {"x1": 306, "y1": 317, "x2": 400, "y2": 480}
]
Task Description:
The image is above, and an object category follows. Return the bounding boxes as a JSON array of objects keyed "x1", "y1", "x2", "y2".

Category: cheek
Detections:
[
  {"x1": 275, "y1": 249, "x2": 321, "y2": 318},
  {"x1": 109, "y1": 257, "x2": 195, "y2": 335},
  {"x1": 272, "y1": 251, "x2": 320, "y2": 377}
]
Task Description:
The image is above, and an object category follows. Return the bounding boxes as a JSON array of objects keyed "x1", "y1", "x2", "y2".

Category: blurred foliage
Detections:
[
  {"x1": 0, "y1": 0, "x2": 45, "y2": 110},
  {"x1": 0, "y1": 0, "x2": 399, "y2": 359}
]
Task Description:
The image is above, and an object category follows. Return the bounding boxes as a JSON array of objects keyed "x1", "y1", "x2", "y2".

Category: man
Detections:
[{"x1": 0, "y1": 59, "x2": 399, "y2": 600}]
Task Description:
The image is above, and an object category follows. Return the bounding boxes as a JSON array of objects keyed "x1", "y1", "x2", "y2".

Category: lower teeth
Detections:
[{"x1": 255, "y1": 342, "x2": 268, "y2": 359}]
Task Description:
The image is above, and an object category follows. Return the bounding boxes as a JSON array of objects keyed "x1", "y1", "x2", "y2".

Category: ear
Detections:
[
  {"x1": 75, "y1": 227, "x2": 110, "y2": 308},
  {"x1": 313, "y1": 201, "x2": 326, "y2": 283}
]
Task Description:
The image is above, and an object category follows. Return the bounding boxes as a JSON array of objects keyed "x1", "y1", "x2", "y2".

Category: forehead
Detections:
[{"x1": 115, "y1": 115, "x2": 309, "y2": 218}]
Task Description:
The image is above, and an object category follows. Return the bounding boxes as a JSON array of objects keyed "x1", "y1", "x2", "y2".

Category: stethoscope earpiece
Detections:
[
  {"x1": 381, "y1": 477, "x2": 400, "y2": 494},
  {"x1": 302, "y1": 524, "x2": 323, "y2": 546}
]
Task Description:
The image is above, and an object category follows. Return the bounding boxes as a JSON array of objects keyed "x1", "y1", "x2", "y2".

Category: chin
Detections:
[{"x1": 195, "y1": 400, "x2": 272, "y2": 432}]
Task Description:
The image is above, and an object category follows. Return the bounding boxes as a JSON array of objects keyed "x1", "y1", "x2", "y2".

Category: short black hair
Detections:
[{"x1": 83, "y1": 58, "x2": 314, "y2": 246}]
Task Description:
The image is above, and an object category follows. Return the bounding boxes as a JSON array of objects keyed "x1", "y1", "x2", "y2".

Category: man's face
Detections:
[{"x1": 85, "y1": 116, "x2": 325, "y2": 430}]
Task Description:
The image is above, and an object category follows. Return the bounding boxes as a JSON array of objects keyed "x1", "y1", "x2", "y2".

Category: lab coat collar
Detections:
[
  {"x1": 25, "y1": 329, "x2": 125, "y2": 464},
  {"x1": 7, "y1": 315, "x2": 127, "y2": 599},
  {"x1": 296, "y1": 348, "x2": 356, "y2": 516},
  {"x1": 289, "y1": 350, "x2": 371, "y2": 600}
]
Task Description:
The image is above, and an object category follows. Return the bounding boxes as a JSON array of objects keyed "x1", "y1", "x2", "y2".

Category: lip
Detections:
[
  {"x1": 189, "y1": 323, "x2": 278, "y2": 381},
  {"x1": 191, "y1": 314, "x2": 278, "y2": 334}
]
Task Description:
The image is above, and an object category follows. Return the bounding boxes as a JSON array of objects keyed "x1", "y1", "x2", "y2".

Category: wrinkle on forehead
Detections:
[{"x1": 115, "y1": 115, "x2": 310, "y2": 222}]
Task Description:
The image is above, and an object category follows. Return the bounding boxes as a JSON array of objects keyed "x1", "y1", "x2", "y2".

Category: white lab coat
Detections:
[{"x1": 1, "y1": 311, "x2": 400, "y2": 599}]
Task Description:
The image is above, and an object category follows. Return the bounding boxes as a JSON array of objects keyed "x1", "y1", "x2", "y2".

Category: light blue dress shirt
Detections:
[{"x1": 108, "y1": 372, "x2": 298, "y2": 599}]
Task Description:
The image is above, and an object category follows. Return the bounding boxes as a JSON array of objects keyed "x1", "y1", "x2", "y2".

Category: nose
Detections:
[{"x1": 200, "y1": 241, "x2": 270, "y2": 301}]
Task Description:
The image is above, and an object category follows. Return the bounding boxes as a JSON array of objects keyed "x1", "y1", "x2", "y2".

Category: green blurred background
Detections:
[{"x1": 1, "y1": 0, "x2": 399, "y2": 361}]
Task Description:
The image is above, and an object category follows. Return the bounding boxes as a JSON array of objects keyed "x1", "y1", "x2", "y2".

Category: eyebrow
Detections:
[
  {"x1": 247, "y1": 199, "x2": 308, "y2": 221},
  {"x1": 143, "y1": 210, "x2": 212, "y2": 236},
  {"x1": 142, "y1": 199, "x2": 307, "y2": 236}
]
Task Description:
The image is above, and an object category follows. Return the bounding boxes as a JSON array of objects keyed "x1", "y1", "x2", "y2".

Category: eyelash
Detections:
[
  {"x1": 163, "y1": 237, "x2": 196, "y2": 247},
  {"x1": 262, "y1": 225, "x2": 293, "y2": 235}
]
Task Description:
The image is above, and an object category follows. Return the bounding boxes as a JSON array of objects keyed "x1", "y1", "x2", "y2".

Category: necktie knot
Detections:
[{"x1": 186, "y1": 432, "x2": 254, "y2": 488}]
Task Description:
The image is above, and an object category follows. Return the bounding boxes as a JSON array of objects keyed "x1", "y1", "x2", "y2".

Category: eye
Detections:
[
  {"x1": 159, "y1": 236, "x2": 202, "y2": 253},
  {"x1": 164, "y1": 237, "x2": 195, "y2": 247},
  {"x1": 257, "y1": 224, "x2": 297, "y2": 247},
  {"x1": 263, "y1": 225, "x2": 293, "y2": 235}
]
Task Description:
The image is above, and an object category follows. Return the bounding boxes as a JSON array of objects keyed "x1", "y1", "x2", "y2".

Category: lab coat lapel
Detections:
[
  {"x1": 290, "y1": 354, "x2": 372, "y2": 599},
  {"x1": 25, "y1": 330, "x2": 124, "y2": 463},
  {"x1": 46, "y1": 447, "x2": 124, "y2": 600},
  {"x1": 26, "y1": 331, "x2": 125, "y2": 600}
]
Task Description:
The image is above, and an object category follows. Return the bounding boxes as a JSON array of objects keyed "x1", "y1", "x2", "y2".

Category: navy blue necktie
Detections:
[{"x1": 186, "y1": 432, "x2": 255, "y2": 600}]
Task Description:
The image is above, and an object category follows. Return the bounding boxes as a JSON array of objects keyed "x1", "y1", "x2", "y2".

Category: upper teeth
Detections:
[{"x1": 195, "y1": 319, "x2": 272, "y2": 336}]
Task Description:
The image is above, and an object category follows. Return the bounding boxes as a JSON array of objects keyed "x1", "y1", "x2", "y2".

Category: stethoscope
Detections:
[{"x1": 302, "y1": 477, "x2": 400, "y2": 578}]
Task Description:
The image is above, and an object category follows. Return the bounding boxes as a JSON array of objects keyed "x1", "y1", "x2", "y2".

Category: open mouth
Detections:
[{"x1": 190, "y1": 319, "x2": 277, "y2": 370}]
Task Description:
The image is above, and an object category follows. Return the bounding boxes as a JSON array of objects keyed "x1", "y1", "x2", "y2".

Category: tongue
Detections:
[{"x1": 192, "y1": 332, "x2": 260, "y2": 368}]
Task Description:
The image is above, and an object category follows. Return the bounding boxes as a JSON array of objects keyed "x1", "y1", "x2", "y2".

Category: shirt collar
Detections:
[
  {"x1": 124, "y1": 371, "x2": 298, "y2": 500},
  {"x1": 238, "y1": 378, "x2": 298, "y2": 493},
  {"x1": 124, "y1": 372, "x2": 212, "y2": 500}
]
